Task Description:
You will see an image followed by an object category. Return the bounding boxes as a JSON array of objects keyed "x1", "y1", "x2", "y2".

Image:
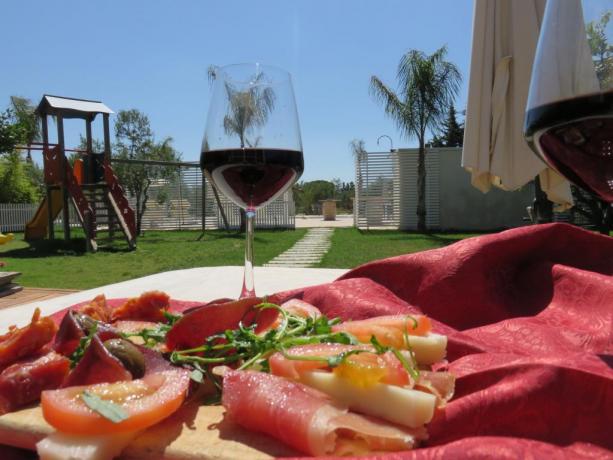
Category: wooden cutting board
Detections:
[{"x1": 0, "y1": 403, "x2": 299, "y2": 459}]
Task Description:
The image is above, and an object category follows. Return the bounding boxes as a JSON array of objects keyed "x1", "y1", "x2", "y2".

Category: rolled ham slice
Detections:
[
  {"x1": 332, "y1": 314, "x2": 432, "y2": 347},
  {"x1": 222, "y1": 369, "x2": 426, "y2": 456}
]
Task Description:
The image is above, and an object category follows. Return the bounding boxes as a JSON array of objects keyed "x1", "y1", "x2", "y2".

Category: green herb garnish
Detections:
[
  {"x1": 81, "y1": 390, "x2": 129, "y2": 423},
  {"x1": 69, "y1": 321, "x2": 98, "y2": 368},
  {"x1": 170, "y1": 302, "x2": 421, "y2": 394},
  {"x1": 170, "y1": 304, "x2": 356, "y2": 377},
  {"x1": 163, "y1": 311, "x2": 182, "y2": 326}
]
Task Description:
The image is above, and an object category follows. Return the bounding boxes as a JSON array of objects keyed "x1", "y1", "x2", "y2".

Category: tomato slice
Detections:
[{"x1": 41, "y1": 369, "x2": 189, "y2": 435}]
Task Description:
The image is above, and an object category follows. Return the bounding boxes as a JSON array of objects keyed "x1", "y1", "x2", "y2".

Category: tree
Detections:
[
  {"x1": 0, "y1": 151, "x2": 40, "y2": 203},
  {"x1": 10, "y1": 97, "x2": 39, "y2": 159},
  {"x1": 573, "y1": 10, "x2": 613, "y2": 234},
  {"x1": 332, "y1": 178, "x2": 355, "y2": 212},
  {"x1": 349, "y1": 139, "x2": 367, "y2": 160},
  {"x1": 0, "y1": 109, "x2": 22, "y2": 155},
  {"x1": 208, "y1": 66, "x2": 276, "y2": 149},
  {"x1": 293, "y1": 180, "x2": 336, "y2": 214},
  {"x1": 113, "y1": 109, "x2": 181, "y2": 235},
  {"x1": 208, "y1": 65, "x2": 276, "y2": 230},
  {"x1": 428, "y1": 104, "x2": 464, "y2": 147},
  {"x1": 370, "y1": 46, "x2": 461, "y2": 231},
  {"x1": 0, "y1": 98, "x2": 43, "y2": 201},
  {"x1": 587, "y1": 11, "x2": 613, "y2": 87}
]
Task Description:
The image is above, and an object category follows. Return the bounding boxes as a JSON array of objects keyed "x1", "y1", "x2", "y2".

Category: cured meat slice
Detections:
[
  {"x1": 279, "y1": 298, "x2": 322, "y2": 319},
  {"x1": 222, "y1": 369, "x2": 425, "y2": 456},
  {"x1": 0, "y1": 308, "x2": 57, "y2": 370},
  {"x1": 75, "y1": 294, "x2": 112, "y2": 323},
  {"x1": 110, "y1": 291, "x2": 170, "y2": 323},
  {"x1": 266, "y1": 299, "x2": 323, "y2": 331},
  {"x1": 415, "y1": 370, "x2": 456, "y2": 406},
  {"x1": 0, "y1": 351, "x2": 69, "y2": 414},
  {"x1": 54, "y1": 311, "x2": 118, "y2": 357},
  {"x1": 332, "y1": 314, "x2": 432, "y2": 348},
  {"x1": 166, "y1": 296, "x2": 279, "y2": 351}
]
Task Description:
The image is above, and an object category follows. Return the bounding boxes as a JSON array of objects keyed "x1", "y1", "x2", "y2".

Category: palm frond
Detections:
[{"x1": 369, "y1": 76, "x2": 414, "y2": 138}]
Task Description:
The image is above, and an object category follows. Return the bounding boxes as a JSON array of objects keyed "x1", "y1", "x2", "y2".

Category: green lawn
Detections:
[
  {"x1": 317, "y1": 228, "x2": 480, "y2": 269},
  {"x1": 0, "y1": 229, "x2": 307, "y2": 289},
  {"x1": 0, "y1": 227, "x2": 481, "y2": 290}
]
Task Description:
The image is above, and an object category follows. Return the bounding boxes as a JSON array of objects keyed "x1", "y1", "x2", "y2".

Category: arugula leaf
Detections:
[
  {"x1": 163, "y1": 310, "x2": 182, "y2": 325},
  {"x1": 69, "y1": 321, "x2": 98, "y2": 368},
  {"x1": 121, "y1": 322, "x2": 172, "y2": 348},
  {"x1": 81, "y1": 390, "x2": 129, "y2": 423}
]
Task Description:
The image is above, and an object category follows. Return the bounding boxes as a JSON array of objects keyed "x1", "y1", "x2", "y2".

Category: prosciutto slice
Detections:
[
  {"x1": 222, "y1": 369, "x2": 425, "y2": 456},
  {"x1": 332, "y1": 314, "x2": 432, "y2": 348},
  {"x1": 166, "y1": 296, "x2": 280, "y2": 351}
]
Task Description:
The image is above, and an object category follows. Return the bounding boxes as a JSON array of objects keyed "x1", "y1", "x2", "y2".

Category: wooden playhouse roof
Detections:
[{"x1": 36, "y1": 95, "x2": 113, "y2": 119}]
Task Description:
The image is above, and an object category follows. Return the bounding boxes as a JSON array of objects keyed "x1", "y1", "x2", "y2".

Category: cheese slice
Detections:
[
  {"x1": 300, "y1": 371, "x2": 436, "y2": 428},
  {"x1": 36, "y1": 431, "x2": 138, "y2": 460},
  {"x1": 407, "y1": 333, "x2": 447, "y2": 365}
]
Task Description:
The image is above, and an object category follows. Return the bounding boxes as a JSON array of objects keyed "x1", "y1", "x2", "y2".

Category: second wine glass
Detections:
[{"x1": 201, "y1": 63, "x2": 304, "y2": 298}]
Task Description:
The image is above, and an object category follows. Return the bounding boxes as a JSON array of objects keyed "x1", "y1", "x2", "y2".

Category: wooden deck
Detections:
[{"x1": 0, "y1": 287, "x2": 79, "y2": 310}]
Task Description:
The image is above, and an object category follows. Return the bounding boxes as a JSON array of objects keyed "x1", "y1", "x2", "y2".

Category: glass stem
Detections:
[{"x1": 241, "y1": 208, "x2": 256, "y2": 298}]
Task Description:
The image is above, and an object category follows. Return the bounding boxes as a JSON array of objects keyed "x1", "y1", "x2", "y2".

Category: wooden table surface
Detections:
[{"x1": 0, "y1": 287, "x2": 79, "y2": 311}]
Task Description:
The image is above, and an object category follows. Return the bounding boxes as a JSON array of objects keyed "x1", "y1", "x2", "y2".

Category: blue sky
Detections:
[{"x1": 1, "y1": 1, "x2": 474, "y2": 182}]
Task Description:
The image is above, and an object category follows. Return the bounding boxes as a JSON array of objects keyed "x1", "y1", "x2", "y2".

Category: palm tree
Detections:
[
  {"x1": 208, "y1": 66, "x2": 276, "y2": 148},
  {"x1": 10, "y1": 96, "x2": 40, "y2": 161},
  {"x1": 207, "y1": 66, "x2": 276, "y2": 230},
  {"x1": 370, "y1": 46, "x2": 461, "y2": 231}
]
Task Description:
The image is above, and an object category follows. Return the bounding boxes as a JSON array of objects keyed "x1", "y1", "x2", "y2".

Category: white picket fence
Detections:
[
  {"x1": 0, "y1": 203, "x2": 37, "y2": 232},
  {"x1": 0, "y1": 203, "x2": 81, "y2": 232}
]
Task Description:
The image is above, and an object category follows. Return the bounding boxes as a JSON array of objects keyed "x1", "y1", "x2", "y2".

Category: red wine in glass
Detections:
[
  {"x1": 201, "y1": 63, "x2": 303, "y2": 297},
  {"x1": 525, "y1": 90, "x2": 613, "y2": 203},
  {"x1": 201, "y1": 148, "x2": 304, "y2": 209}
]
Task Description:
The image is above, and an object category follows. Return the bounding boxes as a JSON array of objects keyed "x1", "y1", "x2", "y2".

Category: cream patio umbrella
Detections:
[{"x1": 462, "y1": 0, "x2": 573, "y2": 208}]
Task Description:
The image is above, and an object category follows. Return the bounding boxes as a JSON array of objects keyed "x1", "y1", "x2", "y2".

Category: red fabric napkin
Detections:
[{"x1": 275, "y1": 223, "x2": 613, "y2": 459}]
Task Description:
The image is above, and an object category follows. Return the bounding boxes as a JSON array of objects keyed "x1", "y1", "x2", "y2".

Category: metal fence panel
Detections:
[
  {"x1": 124, "y1": 164, "x2": 295, "y2": 231},
  {"x1": 1, "y1": 163, "x2": 294, "y2": 233}
]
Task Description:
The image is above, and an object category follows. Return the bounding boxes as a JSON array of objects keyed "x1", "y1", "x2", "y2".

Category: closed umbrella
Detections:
[{"x1": 462, "y1": 0, "x2": 573, "y2": 207}]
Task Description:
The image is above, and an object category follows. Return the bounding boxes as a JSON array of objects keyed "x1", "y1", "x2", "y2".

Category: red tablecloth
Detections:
[{"x1": 277, "y1": 223, "x2": 613, "y2": 459}]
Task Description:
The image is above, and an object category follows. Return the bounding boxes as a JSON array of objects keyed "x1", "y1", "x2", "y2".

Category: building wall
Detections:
[{"x1": 436, "y1": 148, "x2": 534, "y2": 230}]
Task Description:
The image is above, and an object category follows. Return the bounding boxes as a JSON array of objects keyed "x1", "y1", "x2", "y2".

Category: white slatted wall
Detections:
[{"x1": 355, "y1": 149, "x2": 441, "y2": 230}]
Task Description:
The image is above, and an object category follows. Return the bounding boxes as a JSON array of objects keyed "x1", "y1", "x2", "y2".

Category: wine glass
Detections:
[
  {"x1": 201, "y1": 63, "x2": 304, "y2": 298},
  {"x1": 524, "y1": 0, "x2": 613, "y2": 203}
]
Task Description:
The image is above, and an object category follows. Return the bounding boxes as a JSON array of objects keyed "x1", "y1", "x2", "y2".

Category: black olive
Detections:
[
  {"x1": 103, "y1": 338, "x2": 146, "y2": 379},
  {"x1": 74, "y1": 313, "x2": 97, "y2": 333}
]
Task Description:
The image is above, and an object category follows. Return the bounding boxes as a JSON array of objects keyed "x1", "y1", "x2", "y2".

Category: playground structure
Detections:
[{"x1": 23, "y1": 95, "x2": 136, "y2": 251}]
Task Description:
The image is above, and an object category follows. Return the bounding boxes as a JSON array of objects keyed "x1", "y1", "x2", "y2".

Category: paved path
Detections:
[
  {"x1": 264, "y1": 228, "x2": 334, "y2": 268},
  {"x1": 295, "y1": 214, "x2": 353, "y2": 228}
]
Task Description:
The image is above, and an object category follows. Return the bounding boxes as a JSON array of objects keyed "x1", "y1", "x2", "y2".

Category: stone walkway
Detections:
[{"x1": 264, "y1": 228, "x2": 334, "y2": 268}]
